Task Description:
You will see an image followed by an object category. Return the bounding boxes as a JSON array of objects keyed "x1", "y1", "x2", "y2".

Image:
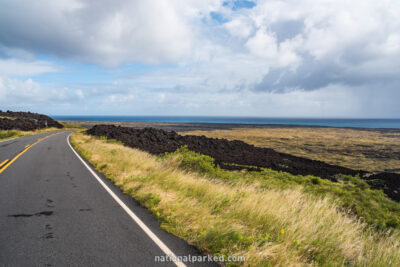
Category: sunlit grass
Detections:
[
  {"x1": 71, "y1": 131, "x2": 400, "y2": 266},
  {"x1": 164, "y1": 146, "x2": 400, "y2": 230},
  {"x1": 0, "y1": 122, "x2": 85, "y2": 141},
  {"x1": 0, "y1": 128, "x2": 62, "y2": 141}
]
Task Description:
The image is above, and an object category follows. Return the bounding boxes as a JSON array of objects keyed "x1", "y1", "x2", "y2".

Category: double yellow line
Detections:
[
  {"x1": 0, "y1": 133, "x2": 59, "y2": 174},
  {"x1": 0, "y1": 159, "x2": 8, "y2": 169}
]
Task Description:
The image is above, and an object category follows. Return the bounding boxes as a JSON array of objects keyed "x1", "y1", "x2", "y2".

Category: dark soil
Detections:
[
  {"x1": 0, "y1": 110, "x2": 63, "y2": 131},
  {"x1": 87, "y1": 125, "x2": 400, "y2": 202}
]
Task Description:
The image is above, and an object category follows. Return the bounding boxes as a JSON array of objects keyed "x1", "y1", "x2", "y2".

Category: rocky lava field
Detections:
[
  {"x1": 88, "y1": 125, "x2": 400, "y2": 202},
  {"x1": 0, "y1": 110, "x2": 63, "y2": 131}
]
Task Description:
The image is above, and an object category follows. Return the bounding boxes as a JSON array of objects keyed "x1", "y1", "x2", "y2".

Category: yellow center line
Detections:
[
  {"x1": 0, "y1": 159, "x2": 9, "y2": 168},
  {"x1": 0, "y1": 132, "x2": 60, "y2": 174}
]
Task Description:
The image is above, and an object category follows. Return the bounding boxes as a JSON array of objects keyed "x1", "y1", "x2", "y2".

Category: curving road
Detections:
[{"x1": 0, "y1": 131, "x2": 216, "y2": 266}]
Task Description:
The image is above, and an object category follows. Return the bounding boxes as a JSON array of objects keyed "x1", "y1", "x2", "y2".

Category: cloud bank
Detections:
[{"x1": 0, "y1": 0, "x2": 399, "y2": 117}]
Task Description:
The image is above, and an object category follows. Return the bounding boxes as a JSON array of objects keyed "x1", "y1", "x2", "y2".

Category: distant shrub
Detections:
[
  {"x1": 167, "y1": 146, "x2": 218, "y2": 175},
  {"x1": 310, "y1": 177, "x2": 321, "y2": 185}
]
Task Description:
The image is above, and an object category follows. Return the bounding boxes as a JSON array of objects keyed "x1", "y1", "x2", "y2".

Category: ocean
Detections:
[{"x1": 51, "y1": 116, "x2": 400, "y2": 129}]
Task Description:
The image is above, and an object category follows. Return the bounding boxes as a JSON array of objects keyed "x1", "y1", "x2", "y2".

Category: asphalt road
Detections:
[{"x1": 0, "y1": 131, "x2": 217, "y2": 267}]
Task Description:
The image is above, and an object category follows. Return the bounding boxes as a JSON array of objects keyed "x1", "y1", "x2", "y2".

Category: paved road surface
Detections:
[{"x1": 0, "y1": 131, "x2": 217, "y2": 266}]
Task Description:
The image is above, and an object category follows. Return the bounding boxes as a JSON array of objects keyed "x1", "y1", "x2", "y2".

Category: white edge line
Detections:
[{"x1": 67, "y1": 134, "x2": 186, "y2": 267}]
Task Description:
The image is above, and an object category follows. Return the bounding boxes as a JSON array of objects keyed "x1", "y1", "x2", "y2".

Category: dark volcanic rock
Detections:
[
  {"x1": 364, "y1": 173, "x2": 400, "y2": 202},
  {"x1": 87, "y1": 124, "x2": 400, "y2": 202},
  {"x1": 87, "y1": 125, "x2": 362, "y2": 179},
  {"x1": 0, "y1": 110, "x2": 63, "y2": 131}
]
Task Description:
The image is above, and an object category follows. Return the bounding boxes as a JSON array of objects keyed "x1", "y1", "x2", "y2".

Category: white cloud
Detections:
[
  {"x1": 245, "y1": 29, "x2": 278, "y2": 59},
  {"x1": 0, "y1": 58, "x2": 58, "y2": 76},
  {"x1": 0, "y1": 76, "x2": 83, "y2": 104},
  {"x1": 104, "y1": 93, "x2": 135, "y2": 104},
  {"x1": 0, "y1": 0, "x2": 215, "y2": 66},
  {"x1": 0, "y1": 0, "x2": 400, "y2": 116},
  {"x1": 224, "y1": 16, "x2": 254, "y2": 38}
]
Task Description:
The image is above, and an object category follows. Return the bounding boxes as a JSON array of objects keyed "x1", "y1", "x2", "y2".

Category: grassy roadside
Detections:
[
  {"x1": 71, "y1": 131, "x2": 400, "y2": 266},
  {"x1": 166, "y1": 147, "x2": 400, "y2": 230},
  {"x1": 0, "y1": 122, "x2": 85, "y2": 141}
]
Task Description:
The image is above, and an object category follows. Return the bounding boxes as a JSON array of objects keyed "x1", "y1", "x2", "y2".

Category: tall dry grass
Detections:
[
  {"x1": 0, "y1": 123, "x2": 84, "y2": 141},
  {"x1": 71, "y1": 132, "x2": 400, "y2": 266},
  {"x1": 0, "y1": 127, "x2": 65, "y2": 141}
]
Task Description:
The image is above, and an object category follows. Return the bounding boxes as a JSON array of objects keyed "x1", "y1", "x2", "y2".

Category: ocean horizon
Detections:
[{"x1": 51, "y1": 115, "x2": 400, "y2": 129}]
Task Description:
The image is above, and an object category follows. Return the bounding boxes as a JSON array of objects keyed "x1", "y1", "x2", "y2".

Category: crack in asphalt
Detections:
[
  {"x1": 1, "y1": 141, "x2": 18, "y2": 147},
  {"x1": 78, "y1": 208, "x2": 92, "y2": 212},
  {"x1": 8, "y1": 211, "x2": 54, "y2": 218}
]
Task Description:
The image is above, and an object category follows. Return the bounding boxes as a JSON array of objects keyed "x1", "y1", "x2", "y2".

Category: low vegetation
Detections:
[
  {"x1": 60, "y1": 122, "x2": 86, "y2": 130},
  {"x1": 166, "y1": 147, "x2": 400, "y2": 230},
  {"x1": 182, "y1": 127, "x2": 400, "y2": 173},
  {"x1": 0, "y1": 123, "x2": 84, "y2": 141},
  {"x1": 71, "y1": 131, "x2": 400, "y2": 266},
  {"x1": 0, "y1": 128, "x2": 61, "y2": 141}
]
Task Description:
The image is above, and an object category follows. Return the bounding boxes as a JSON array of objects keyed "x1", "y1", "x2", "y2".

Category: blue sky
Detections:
[{"x1": 0, "y1": 0, "x2": 399, "y2": 117}]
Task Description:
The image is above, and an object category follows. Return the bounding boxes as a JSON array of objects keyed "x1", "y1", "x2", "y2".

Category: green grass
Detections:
[
  {"x1": 98, "y1": 136, "x2": 124, "y2": 145},
  {"x1": 164, "y1": 146, "x2": 400, "y2": 230},
  {"x1": 0, "y1": 130, "x2": 20, "y2": 140},
  {"x1": 0, "y1": 122, "x2": 85, "y2": 141},
  {"x1": 0, "y1": 128, "x2": 61, "y2": 141}
]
